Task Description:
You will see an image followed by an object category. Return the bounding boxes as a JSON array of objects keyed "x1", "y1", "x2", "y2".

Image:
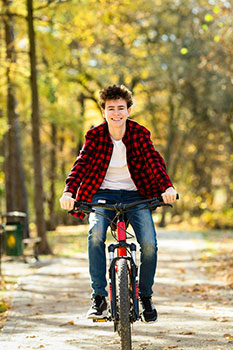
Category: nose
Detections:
[{"x1": 112, "y1": 109, "x2": 120, "y2": 116}]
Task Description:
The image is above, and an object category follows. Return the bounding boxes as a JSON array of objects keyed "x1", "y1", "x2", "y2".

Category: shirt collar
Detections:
[{"x1": 103, "y1": 119, "x2": 131, "y2": 144}]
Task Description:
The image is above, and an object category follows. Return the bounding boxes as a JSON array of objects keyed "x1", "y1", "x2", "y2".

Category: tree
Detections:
[
  {"x1": 0, "y1": 0, "x2": 232, "y2": 230},
  {"x1": 3, "y1": 0, "x2": 29, "y2": 235},
  {"x1": 26, "y1": 0, "x2": 51, "y2": 253}
]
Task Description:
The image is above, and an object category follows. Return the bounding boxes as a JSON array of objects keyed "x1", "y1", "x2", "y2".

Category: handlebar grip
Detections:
[{"x1": 160, "y1": 193, "x2": 179, "y2": 202}]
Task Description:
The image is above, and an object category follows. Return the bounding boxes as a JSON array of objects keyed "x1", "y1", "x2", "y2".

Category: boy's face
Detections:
[{"x1": 102, "y1": 98, "x2": 131, "y2": 130}]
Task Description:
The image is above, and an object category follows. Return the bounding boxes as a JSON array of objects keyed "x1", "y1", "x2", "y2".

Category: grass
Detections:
[
  {"x1": 0, "y1": 278, "x2": 12, "y2": 331},
  {"x1": 0, "y1": 302, "x2": 8, "y2": 313},
  {"x1": 47, "y1": 224, "x2": 122, "y2": 257},
  {"x1": 47, "y1": 225, "x2": 88, "y2": 257}
]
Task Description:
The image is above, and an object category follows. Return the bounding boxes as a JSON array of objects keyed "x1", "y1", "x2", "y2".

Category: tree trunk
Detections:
[
  {"x1": 164, "y1": 94, "x2": 176, "y2": 172},
  {"x1": 77, "y1": 92, "x2": 85, "y2": 153},
  {"x1": 26, "y1": 0, "x2": 51, "y2": 253},
  {"x1": 3, "y1": 0, "x2": 30, "y2": 236},
  {"x1": 159, "y1": 93, "x2": 176, "y2": 227},
  {"x1": 0, "y1": 108, "x2": 4, "y2": 214},
  {"x1": 47, "y1": 122, "x2": 57, "y2": 231},
  {"x1": 3, "y1": 0, "x2": 17, "y2": 212}
]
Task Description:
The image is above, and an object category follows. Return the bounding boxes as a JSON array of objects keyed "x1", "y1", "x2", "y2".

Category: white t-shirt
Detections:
[{"x1": 100, "y1": 137, "x2": 137, "y2": 191}]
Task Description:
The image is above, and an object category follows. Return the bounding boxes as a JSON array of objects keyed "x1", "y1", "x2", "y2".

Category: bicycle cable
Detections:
[
  {"x1": 93, "y1": 209, "x2": 135, "y2": 242},
  {"x1": 76, "y1": 199, "x2": 166, "y2": 243}
]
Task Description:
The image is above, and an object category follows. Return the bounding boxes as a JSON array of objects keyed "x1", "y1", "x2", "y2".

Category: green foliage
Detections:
[
  {"x1": 0, "y1": 0, "x2": 232, "y2": 228},
  {"x1": 0, "y1": 302, "x2": 8, "y2": 313},
  {"x1": 200, "y1": 208, "x2": 233, "y2": 230}
]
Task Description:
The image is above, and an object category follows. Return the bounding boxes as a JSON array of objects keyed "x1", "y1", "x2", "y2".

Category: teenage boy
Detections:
[{"x1": 60, "y1": 84, "x2": 177, "y2": 322}]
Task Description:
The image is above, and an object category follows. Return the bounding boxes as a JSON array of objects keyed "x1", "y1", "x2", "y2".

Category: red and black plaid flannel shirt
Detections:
[{"x1": 64, "y1": 119, "x2": 173, "y2": 217}]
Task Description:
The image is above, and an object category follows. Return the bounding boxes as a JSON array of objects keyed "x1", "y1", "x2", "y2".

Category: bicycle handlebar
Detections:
[{"x1": 69, "y1": 194, "x2": 179, "y2": 215}]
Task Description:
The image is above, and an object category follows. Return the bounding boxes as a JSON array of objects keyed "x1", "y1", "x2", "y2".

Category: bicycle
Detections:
[{"x1": 70, "y1": 194, "x2": 178, "y2": 350}]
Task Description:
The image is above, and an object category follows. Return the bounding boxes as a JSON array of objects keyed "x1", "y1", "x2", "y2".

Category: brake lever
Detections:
[
  {"x1": 161, "y1": 203, "x2": 173, "y2": 208},
  {"x1": 69, "y1": 203, "x2": 95, "y2": 215},
  {"x1": 149, "y1": 202, "x2": 173, "y2": 211}
]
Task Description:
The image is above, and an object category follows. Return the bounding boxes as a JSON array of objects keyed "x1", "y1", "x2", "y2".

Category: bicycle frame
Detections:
[{"x1": 108, "y1": 213, "x2": 140, "y2": 325}]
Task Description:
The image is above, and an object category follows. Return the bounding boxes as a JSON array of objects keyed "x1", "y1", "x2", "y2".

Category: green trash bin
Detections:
[{"x1": 3, "y1": 212, "x2": 26, "y2": 256}]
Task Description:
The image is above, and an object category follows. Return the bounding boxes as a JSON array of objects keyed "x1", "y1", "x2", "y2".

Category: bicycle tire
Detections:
[{"x1": 117, "y1": 258, "x2": 132, "y2": 350}]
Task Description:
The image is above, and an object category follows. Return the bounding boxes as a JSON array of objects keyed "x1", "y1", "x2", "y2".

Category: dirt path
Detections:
[{"x1": 1, "y1": 230, "x2": 233, "y2": 350}]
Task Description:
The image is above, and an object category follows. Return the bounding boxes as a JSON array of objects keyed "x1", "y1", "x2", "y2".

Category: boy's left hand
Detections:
[{"x1": 161, "y1": 187, "x2": 177, "y2": 204}]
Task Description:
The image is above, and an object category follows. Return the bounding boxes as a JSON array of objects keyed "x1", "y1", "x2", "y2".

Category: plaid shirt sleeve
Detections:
[
  {"x1": 139, "y1": 130, "x2": 173, "y2": 193},
  {"x1": 64, "y1": 130, "x2": 96, "y2": 196}
]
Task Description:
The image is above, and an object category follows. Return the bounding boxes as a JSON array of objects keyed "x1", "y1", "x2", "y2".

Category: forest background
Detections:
[{"x1": 0, "y1": 0, "x2": 232, "y2": 253}]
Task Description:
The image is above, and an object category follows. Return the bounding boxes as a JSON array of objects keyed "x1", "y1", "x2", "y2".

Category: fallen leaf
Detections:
[
  {"x1": 159, "y1": 330, "x2": 170, "y2": 334},
  {"x1": 67, "y1": 320, "x2": 74, "y2": 325},
  {"x1": 210, "y1": 316, "x2": 229, "y2": 322},
  {"x1": 158, "y1": 291, "x2": 166, "y2": 295},
  {"x1": 67, "y1": 293, "x2": 76, "y2": 298},
  {"x1": 179, "y1": 331, "x2": 195, "y2": 335},
  {"x1": 109, "y1": 339, "x2": 120, "y2": 344},
  {"x1": 223, "y1": 334, "x2": 233, "y2": 340},
  {"x1": 210, "y1": 317, "x2": 218, "y2": 321},
  {"x1": 220, "y1": 318, "x2": 229, "y2": 322},
  {"x1": 185, "y1": 303, "x2": 193, "y2": 307},
  {"x1": 59, "y1": 320, "x2": 75, "y2": 326},
  {"x1": 26, "y1": 335, "x2": 36, "y2": 338}
]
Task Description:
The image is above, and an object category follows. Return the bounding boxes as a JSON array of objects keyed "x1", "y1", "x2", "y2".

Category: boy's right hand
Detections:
[{"x1": 59, "y1": 193, "x2": 75, "y2": 210}]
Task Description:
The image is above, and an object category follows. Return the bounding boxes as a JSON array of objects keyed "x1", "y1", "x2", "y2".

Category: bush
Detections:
[{"x1": 200, "y1": 208, "x2": 233, "y2": 229}]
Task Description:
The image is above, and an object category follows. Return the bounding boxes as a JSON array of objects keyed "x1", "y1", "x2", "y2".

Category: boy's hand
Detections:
[
  {"x1": 161, "y1": 187, "x2": 177, "y2": 204},
  {"x1": 59, "y1": 193, "x2": 75, "y2": 210}
]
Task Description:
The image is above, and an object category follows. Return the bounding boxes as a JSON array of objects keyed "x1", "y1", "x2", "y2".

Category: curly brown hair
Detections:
[{"x1": 99, "y1": 84, "x2": 133, "y2": 109}]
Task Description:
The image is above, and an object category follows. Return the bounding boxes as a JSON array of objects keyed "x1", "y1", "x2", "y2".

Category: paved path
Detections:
[{"x1": 1, "y1": 230, "x2": 233, "y2": 350}]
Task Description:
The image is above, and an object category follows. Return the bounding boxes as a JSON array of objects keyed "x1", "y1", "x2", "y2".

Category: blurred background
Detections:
[{"x1": 0, "y1": 0, "x2": 232, "y2": 254}]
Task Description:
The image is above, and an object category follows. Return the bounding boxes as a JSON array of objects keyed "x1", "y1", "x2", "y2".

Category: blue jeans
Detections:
[{"x1": 88, "y1": 189, "x2": 158, "y2": 298}]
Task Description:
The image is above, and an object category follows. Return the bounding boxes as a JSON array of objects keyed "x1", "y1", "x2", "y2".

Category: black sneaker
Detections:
[
  {"x1": 140, "y1": 295, "x2": 158, "y2": 323},
  {"x1": 87, "y1": 295, "x2": 108, "y2": 319}
]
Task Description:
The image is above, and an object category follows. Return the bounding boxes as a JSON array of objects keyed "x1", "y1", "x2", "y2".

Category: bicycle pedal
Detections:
[{"x1": 93, "y1": 317, "x2": 108, "y2": 323}]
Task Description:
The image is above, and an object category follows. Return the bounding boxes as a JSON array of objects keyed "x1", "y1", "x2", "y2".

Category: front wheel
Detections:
[{"x1": 117, "y1": 258, "x2": 132, "y2": 350}]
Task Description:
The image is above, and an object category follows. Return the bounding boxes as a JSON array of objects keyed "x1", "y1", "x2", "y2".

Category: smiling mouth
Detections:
[{"x1": 111, "y1": 118, "x2": 123, "y2": 121}]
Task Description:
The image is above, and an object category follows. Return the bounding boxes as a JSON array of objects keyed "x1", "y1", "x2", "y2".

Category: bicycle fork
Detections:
[{"x1": 108, "y1": 242, "x2": 140, "y2": 324}]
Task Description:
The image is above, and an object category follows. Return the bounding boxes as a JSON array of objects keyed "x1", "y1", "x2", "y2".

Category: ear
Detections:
[
  {"x1": 127, "y1": 107, "x2": 132, "y2": 115},
  {"x1": 101, "y1": 109, "x2": 105, "y2": 118}
]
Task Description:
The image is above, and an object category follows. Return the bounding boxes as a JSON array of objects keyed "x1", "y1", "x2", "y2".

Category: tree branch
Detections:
[
  {"x1": 34, "y1": 0, "x2": 72, "y2": 11},
  {"x1": 68, "y1": 76, "x2": 102, "y2": 112},
  {"x1": 0, "y1": 12, "x2": 26, "y2": 19},
  {"x1": 0, "y1": 11, "x2": 53, "y2": 22}
]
